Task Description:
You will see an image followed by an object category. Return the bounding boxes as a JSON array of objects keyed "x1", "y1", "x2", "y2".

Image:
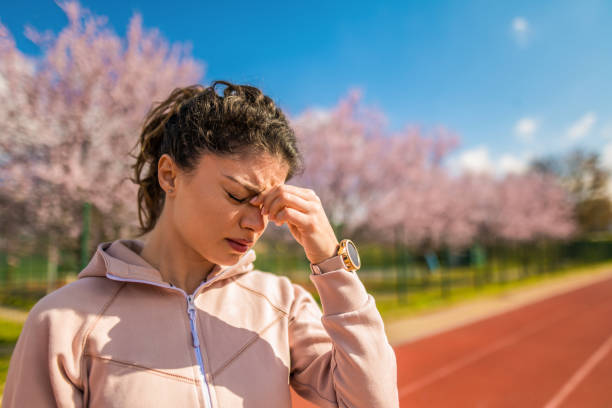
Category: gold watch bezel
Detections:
[{"x1": 337, "y1": 239, "x2": 361, "y2": 272}]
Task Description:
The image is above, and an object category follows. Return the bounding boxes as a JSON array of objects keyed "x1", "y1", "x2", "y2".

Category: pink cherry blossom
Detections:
[{"x1": 0, "y1": 2, "x2": 203, "y2": 245}]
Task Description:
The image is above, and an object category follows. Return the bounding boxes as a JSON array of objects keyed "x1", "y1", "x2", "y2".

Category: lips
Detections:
[{"x1": 225, "y1": 238, "x2": 253, "y2": 253}]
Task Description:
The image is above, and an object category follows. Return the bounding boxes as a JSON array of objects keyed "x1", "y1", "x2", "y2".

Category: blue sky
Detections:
[{"x1": 3, "y1": 0, "x2": 612, "y2": 175}]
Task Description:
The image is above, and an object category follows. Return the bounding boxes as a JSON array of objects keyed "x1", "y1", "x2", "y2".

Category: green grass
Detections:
[
  {"x1": 0, "y1": 291, "x2": 39, "y2": 312},
  {"x1": 0, "y1": 318, "x2": 23, "y2": 401},
  {"x1": 0, "y1": 353, "x2": 12, "y2": 401},
  {"x1": 0, "y1": 319, "x2": 22, "y2": 347},
  {"x1": 374, "y1": 260, "x2": 612, "y2": 322}
]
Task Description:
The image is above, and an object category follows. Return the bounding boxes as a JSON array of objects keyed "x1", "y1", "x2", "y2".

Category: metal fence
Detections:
[{"x1": 1, "y1": 238, "x2": 611, "y2": 308}]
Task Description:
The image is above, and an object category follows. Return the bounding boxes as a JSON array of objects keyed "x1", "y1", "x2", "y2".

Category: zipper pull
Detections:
[
  {"x1": 187, "y1": 295, "x2": 195, "y2": 313},
  {"x1": 187, "y1": 296, "x2": 200, "y2": 348}
]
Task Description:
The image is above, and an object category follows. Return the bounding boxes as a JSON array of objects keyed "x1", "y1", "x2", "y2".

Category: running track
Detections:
[{"x1": 291, "y1": 276, "x2": 612, "y2": 407}]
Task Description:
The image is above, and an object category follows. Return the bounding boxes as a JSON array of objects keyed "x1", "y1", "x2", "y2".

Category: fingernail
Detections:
[{"x1": 249, "y1": 196, "x2": 258, "y2": 204}]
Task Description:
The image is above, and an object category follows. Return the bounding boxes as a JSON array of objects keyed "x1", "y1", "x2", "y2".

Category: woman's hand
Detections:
[{"x1": 250, "y1": 185, "x2": 339, "y2": 265}]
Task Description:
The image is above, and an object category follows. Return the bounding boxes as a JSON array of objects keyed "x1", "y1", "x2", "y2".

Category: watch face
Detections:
[{"x1": 347, "y1": 241, "x2": 360, "y2": 269}]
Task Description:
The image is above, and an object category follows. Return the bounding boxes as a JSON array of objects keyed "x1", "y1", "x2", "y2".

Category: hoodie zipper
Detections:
[
  {"x1": 187, "y1": 294, "x2": 213, "y2": 408},
  {"x1": 105, "y1": 274, "x2": 214, "y2": 408}
]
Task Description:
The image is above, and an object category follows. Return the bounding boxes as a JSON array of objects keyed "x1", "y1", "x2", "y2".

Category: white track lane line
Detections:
[
  {"x1": 398, "y1": 313, "x2": 568, "y2": 398},
  {"x1": 544, "y1": 332, "x2": 612, "y2": 408}
]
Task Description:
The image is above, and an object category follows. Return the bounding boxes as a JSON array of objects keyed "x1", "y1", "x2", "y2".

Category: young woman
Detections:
[{"x1": 3, "y1": 81, "x2": 399, "y2": 407}]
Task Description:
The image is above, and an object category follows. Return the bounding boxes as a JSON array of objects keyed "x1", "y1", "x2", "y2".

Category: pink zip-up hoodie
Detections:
[{"x1": 2, "y1": 239, "x2": 399, "y2": 407}]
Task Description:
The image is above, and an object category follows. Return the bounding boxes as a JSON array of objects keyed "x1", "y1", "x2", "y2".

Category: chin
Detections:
[
  {"x1": 219, "y1": 253, "x2": 242, "y2": 266},
  {"x1": 206, "y1": 240, "x2": 253, "y2": 266},
  {"x1": 216, "y1": 249, "x2": 245, "y2": 265}
]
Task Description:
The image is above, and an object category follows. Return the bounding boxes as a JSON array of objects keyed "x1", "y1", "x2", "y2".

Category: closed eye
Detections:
[{"x1": 227, "y1": 192, "x2": 248, "y2": 204}]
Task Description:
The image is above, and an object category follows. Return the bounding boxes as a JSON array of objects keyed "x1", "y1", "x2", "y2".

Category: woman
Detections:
[{"x1": 3, "y1": 81, "x2": 399, "y2": 407}]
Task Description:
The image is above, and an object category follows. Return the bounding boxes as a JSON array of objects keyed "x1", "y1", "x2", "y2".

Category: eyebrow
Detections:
[{"x1": 223, "y1": 174, "x2": 264, "y2": 195}]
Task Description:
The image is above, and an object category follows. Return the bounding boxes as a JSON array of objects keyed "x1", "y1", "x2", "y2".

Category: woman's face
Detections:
[{"x1": 168, "y1": 151, "x2": 289, "y2": 266}]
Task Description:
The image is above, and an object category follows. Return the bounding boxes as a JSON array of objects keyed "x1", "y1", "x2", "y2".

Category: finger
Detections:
[
  {"x1": 258, "y1": 185, "x2": 282, "y2": 214},
  {"x1": 248, "y1": 184, "x2": 278, "y2": 206},
  {"x1": 280, "y1": 185, "x2": 320, "y2": 202},
  {"x1": 261, "y1": 185, "x2": 318, "y2": 214},
  {"x1": 249, "y1": 194, "x2": 262, "y2": 205},
  {"x1": 275, "y1": 207, "x2": 310, "y2": 229},
  {"x1": 266, "y1": 190, "x2": 312, "y2": 219}
]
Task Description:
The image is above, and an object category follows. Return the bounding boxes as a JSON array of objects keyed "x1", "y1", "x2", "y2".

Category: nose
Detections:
[{"x1": 240, "y1": 203, "x2": 266, "y2": 233}]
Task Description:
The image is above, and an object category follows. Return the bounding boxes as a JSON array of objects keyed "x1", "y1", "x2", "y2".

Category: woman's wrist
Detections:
[
  {"x1": 310, "y1": 251, "x2": 346, "y2": 275},
  {"x1": 307, "y1": 242, "x2": 340, "y2": 266}
]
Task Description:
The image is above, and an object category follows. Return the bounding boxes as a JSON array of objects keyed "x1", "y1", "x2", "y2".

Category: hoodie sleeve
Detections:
[
  {"x1": 288, "y1": 259, "x2": 399, "y2": 408},
  {"x1": 2, "y1": 302, "x2": 85, "y2": 408}
]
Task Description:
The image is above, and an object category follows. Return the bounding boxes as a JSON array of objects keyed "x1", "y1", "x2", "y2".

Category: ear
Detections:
[{"x1": 157, "y1": 154, "x2": 177, "y2": 196}]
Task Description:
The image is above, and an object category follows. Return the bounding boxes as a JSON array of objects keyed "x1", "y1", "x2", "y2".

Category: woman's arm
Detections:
[
  {"x1": 2, "y1": 297, "x2": 85, "y2": 407},
  {"x1": 252, "y1": 185, "x2": 399, "y2": 407},
  {"x1": 289, "y1": 264, "x2": 399, "y2": 407}
]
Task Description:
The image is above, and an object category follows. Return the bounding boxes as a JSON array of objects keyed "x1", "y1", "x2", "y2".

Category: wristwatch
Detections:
[
  {"x1": 338, "y1": 239, "x2": 361, "y2": 272},
  {"x1": 311, "y1": 239, "x2": 361, "y2": 274}
]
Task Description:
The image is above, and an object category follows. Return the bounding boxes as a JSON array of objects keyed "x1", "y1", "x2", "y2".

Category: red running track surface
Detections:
[{"x1": 291, "y1": 276, "x2": 612, "y2": 407}]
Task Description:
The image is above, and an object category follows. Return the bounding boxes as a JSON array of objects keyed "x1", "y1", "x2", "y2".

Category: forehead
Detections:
[{"x1": 196, "y1": 152, "x2": 289, "y2": 191}]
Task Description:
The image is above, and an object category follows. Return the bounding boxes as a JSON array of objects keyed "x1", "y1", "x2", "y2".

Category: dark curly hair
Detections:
[{"x1": 131, "y1": 80, "x2": 303, "y2": 235}]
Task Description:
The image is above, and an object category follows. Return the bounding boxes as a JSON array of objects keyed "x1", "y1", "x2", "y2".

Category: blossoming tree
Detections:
[{"x1": 0, "y1": 1, "x2": 203, "y2": 286}]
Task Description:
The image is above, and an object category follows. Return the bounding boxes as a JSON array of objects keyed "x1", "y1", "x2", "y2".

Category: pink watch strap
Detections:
[{"x1": 310, "y1": 254, "x2": 347, "y2": 275}]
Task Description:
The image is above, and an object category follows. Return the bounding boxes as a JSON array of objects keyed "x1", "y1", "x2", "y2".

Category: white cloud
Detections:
[
  {"x1": 511, "y1": 17, "x2": 529, "y2": 46},
  {"x1": 512, "y1": 17, "x2": 528, "y2": 33},
  {"x1": 567, "y1": 112, "x2": 597, "y2": 141},
  {"x1": 456, "y1": 146, "x2": 494, "y2": 175},
  {"x1": 499, "y1": 154, "x2": 528, "y2": 175},
  {"x1": 602, "y1": 142, "x2": 612, "y2": 171},
  {"x1": 449, "y1": 147, "x2": 530, "y2": 177},
  {"x1": 514, "y1": 117, "x2": 537, "y2": 142},
  {"x1": 292, "y1": 108, "x2": 331, "y2": 130}
]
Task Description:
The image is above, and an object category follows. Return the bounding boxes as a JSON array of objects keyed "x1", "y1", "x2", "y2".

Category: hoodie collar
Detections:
[{"x1": 78, "y1": 239, "x2": 256, "y2": 287}]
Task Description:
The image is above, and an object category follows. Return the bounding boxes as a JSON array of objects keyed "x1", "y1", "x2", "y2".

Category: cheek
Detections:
[{"x1": 175, "y1": 193, "x2": 240, "y2": 236}]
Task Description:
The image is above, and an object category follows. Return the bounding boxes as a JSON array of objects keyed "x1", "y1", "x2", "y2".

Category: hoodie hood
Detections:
[{"x1": 78, "y1": 239, "x2": 256, "y2": 287}]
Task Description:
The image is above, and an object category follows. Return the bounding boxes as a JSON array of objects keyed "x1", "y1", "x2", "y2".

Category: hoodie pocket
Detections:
[{"x1": 85, "y1": 354, "x2": 202, "y2": 408}]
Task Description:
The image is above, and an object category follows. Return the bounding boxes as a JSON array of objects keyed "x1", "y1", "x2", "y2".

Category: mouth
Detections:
[{"x1": 225, "y1": 238, "x2": 253, "y2": 253}]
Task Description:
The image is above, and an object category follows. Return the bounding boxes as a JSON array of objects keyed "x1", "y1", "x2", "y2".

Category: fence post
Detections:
[
  {"x1": 47, "y1": 239, "x2": 59, "y2": 293},
  {"x1": 395, "y1": 236, "x2": 404, "y2": 303},
  {"x1": 80, "y1": 201, "x2": 91, "y2": 271},
  {"x1": 470, "y1": 243, "x2": 486, "y2": 288},
  {"x1": 442, "y1": 249, "x2": 453, "y2": 298},
  {"x1": 394, "y1": 227, "x2": 410, "y2": 303}
]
